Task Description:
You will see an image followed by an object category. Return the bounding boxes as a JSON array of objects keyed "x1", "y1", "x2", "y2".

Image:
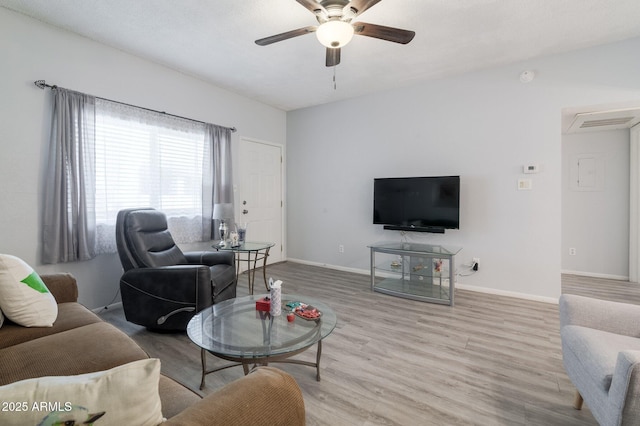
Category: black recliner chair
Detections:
[{"x1": 115, "y1": 208, "x2": 236, "y2": 331}]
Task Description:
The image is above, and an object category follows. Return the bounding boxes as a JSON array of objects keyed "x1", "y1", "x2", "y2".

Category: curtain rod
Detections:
[{"x1": 34, "y1": 80, "x2": 237, "y2": 133}]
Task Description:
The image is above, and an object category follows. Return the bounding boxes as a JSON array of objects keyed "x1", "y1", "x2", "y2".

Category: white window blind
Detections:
[{"x1": 94, "y1": 99, "x2": 207, "y2": 253}]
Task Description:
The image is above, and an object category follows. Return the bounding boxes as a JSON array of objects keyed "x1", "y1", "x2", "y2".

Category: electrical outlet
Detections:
[
  {"x1": 338, "y1": 244, "x2": 344, "y2": 253},
  {"x1": 472, "y1": 257, "x2": 480, "y2": 271},
  {"x1": 569, "y1": 248, "x2": 576, "y2": 256}
]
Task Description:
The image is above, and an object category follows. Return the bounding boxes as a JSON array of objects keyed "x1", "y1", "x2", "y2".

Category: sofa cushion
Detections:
[
  {"x1": 164, "y1": 367, "x2": 306, "y2": 426},
  {"x1": 0, "y1": 302, "x2": 103, "y2": 350},
  {"x1": 561, "y1": 325, "x2": 640, "y2": 391},
  {"x1": 0, "y1": 322, "x2": 148, "y2": 385},
  {"x1": 0, "y1": 359, "x2": 164, "y2": 426},
  {"x1": 41, "y1": 273, "x2": 79, "y2": 304},
  {"x1": 158, "y1": 375, "x2": 201, "y2": 419},
  {"x1": 0, "y1": 254, "x2": 58, "y2": 327}
]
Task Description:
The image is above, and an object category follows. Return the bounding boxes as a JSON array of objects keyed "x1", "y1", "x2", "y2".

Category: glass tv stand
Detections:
[{"x1": 369, "y1": 242, "x2": 462, "y2": 306}]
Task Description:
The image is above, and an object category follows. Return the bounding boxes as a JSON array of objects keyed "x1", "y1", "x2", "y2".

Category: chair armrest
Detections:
[
  {"x1": 608, "y1": 350, "x2": 640, "y2": 420},
  {"x1": 121, "y1": 266, "x2": 212, "y2": 311},
  {"x1": 559, "y1": 294, "x2": 640, "y2": 337},
  {"x1": 184, "y1": 251, "x2": 235, "y2": 267},
  {"x1": 164, "y1": 367, "x2": 305, "y2": 426},
  {"x1": 40, "y1": 273, "x2": 78, "y2": 304}
]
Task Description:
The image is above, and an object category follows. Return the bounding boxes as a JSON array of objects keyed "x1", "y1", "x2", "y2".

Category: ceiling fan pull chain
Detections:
[{"x1": 333, "y1": 65, "x2": 337, "y2": 90}]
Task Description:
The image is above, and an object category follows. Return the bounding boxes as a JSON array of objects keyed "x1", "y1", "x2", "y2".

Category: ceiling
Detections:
[{"x1": 3, "y1": 0, "x2": 640, "y2": 111}]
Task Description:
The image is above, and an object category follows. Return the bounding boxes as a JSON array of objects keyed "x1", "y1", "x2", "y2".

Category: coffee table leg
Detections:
[
  {"x1": 316, "y1": 340, "x2": 322, "y2": 381},
  {"x1": 200, "y1": 348, "x2": 207, "y2": 390},
  {"x1": 242, "y1": 362, "x2": 250, "y2": 375}
]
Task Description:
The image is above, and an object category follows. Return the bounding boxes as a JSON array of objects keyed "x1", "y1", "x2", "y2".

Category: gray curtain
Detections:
[
  {"x1": 42, "y1": 88, "x2": 96, "y2": 263},
  {"x1": 203, "y1": 124, "x2": 234, "y2": 240},
  {"x1": 42, "y1": 88, "x2": 233, "y2": 261}
]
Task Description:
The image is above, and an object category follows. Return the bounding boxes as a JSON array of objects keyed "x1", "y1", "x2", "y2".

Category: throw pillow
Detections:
[
  {"x1": 0, "y1": 254, "x2": 57, "y2": 327},
  {"x1": 0, "y1": 358, "x2": 164, "y2": 426}
]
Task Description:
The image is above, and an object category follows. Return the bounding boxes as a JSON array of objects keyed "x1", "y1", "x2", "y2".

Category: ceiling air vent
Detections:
[
  {"x1": 579, "y1": 117, "x2": 635, "y2": 128},
  {"x1": 568, "y1": 108, "x2": 640, "y2": 133}
]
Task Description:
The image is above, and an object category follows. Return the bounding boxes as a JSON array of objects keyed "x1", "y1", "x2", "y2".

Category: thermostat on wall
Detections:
[{"x1": 523, "y1": 164, "x2": 539, "y2": 174}]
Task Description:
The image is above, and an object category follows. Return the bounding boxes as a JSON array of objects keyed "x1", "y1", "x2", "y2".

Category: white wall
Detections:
[
  {"x1": 0, "y1": 8, "x2": 286, "y2": 309},
  {"x1": 286, "y1": 37, "x2": 640, "y2": 301},
  {"x1": 562, "y1": 129, "x2": 630, "y2": 279}
]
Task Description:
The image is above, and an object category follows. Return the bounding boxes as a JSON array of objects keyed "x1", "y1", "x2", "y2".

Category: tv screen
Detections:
[{"x1": 373, "y1": 176, "x2": 460, "y2": 232}]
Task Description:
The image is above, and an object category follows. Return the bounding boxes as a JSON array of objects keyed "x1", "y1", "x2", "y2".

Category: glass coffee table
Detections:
[{"x1": 187, "y1": 294, "x2": 337, "y2": 389}]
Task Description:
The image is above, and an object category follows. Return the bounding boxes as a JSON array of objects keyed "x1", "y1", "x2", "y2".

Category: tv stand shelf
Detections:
[{"x1": 369, "y1": 242, "x2": 462, "y2": 306}]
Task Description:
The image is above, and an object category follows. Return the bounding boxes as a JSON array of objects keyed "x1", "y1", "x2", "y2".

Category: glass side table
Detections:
[{"x1": 213, "y1": 241, "x2": 275, "y2": 294}]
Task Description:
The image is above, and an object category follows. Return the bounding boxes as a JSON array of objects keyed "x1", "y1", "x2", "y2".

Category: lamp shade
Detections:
[
  {"x1": 316, "y1": 20, "x2": 354, "y2": 48},
  {"x1": 212, "y1": 203, "x2": 234, "y2": 220}
]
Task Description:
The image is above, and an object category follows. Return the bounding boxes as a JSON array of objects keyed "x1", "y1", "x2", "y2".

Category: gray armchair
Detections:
[
  {"x1": 559, "y1": 294, "x2": 640, "y2": 425},
  {"x1": 116, "y1": 208, "x2": 236, "y2": 331}
]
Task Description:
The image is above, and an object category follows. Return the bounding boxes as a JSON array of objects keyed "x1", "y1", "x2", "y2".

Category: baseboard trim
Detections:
[
  {"x1": 561, "y1": 270, "x2": 630, "y2": 281},
  {"x1": 286, "y1": 258, "x2": 559, "y2": 304},
  {"x1": 286, "y1": 257, "x2": 369, "y2": 276},
  {"x1": 455, "y1": 283, "x2": 558, "y2": 304}
]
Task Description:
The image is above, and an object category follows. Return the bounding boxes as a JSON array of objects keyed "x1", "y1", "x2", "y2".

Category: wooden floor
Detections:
[
  {"x1": 99, "y1": 263, "x2": 640, "y2": 425},
  {"x1": 561, "y1": 273, "x2": 640, "y2": 305}
]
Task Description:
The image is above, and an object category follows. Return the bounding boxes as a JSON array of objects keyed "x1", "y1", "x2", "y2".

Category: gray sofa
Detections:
[{"x1": 559, "y1": 294, "x2": 640, "y2": 425}]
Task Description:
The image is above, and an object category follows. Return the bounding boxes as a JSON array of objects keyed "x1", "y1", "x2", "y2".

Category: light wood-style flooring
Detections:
[{"x1": 99, "y1": 263, "x2": 640, "y2": 425}]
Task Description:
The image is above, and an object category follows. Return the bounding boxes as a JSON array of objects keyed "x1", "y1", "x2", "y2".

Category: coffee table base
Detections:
[{"x1": 199, "y1": 340, "x2": 323, "y2": 389}]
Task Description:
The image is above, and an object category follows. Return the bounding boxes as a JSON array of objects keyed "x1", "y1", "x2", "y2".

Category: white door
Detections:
[{"x1": 238, "y1": 138, "x2": 284, "y2": 265}]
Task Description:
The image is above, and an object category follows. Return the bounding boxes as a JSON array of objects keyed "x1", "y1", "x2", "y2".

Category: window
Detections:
[
  {"x1": 94, "y1": 99, "x2": 208, "y2": 253},
  {"x1": 42, "y1": 87, "x2": 233, "y2": 264}
]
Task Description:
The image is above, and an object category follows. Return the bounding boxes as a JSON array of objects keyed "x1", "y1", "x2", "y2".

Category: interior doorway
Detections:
[
  {"x1": 561, "y1": 104, "x2": 640, "y2": 280},
  {"x1": 237, "y1": 137, "x2": 284, "y2": 266}
]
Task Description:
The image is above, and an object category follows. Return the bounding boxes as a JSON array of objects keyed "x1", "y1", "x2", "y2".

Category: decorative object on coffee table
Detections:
[{"x1": 269, "y1": 278, "x2": 282, "y2": 316}]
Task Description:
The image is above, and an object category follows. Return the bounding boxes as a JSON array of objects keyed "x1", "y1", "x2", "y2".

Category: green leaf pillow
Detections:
[{"x1": 0, "y1": 254, "x2": 58, "y2": 327}]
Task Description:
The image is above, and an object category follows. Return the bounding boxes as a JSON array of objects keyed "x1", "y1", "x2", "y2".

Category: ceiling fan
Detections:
[{"x1": 255, "y1": 0, "x2": 415, "y2": 67}]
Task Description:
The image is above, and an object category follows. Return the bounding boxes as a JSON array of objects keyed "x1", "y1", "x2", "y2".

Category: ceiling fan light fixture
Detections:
[{"x1": 316, "y1": 20, "x2": 354, "y2": 48}]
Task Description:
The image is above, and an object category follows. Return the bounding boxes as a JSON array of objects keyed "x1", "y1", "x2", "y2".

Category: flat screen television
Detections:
[{"x1": 373, "y1": 176, "x2": 460, "y2": 233}]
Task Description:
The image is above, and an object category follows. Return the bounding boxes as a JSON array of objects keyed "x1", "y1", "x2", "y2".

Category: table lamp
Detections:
[{"x1": 212, "y1": 203, "x2": 234, "y2": 246}]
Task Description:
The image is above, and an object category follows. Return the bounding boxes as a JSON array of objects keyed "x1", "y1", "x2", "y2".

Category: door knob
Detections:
[{"x1": 242, "y1": 209, "x2": 248, "y2": 214}]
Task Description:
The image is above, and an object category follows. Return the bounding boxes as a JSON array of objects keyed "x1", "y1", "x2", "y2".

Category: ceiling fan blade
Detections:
[
  {"x1": 326, "y1": 47, "x2": 341, "y2": 67},
  {"x1": 255, "y1": 26, "x2": 317, "y2": 46},
  {"x1": 347, "y1": 0, "x2": 382, "y2": 16},
  {"x1": 352, "y1": 22, "x2": 415, "y2": 44},
  {"x1": 296, "y1": 0, "x2": 327, "y2": 15}
]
